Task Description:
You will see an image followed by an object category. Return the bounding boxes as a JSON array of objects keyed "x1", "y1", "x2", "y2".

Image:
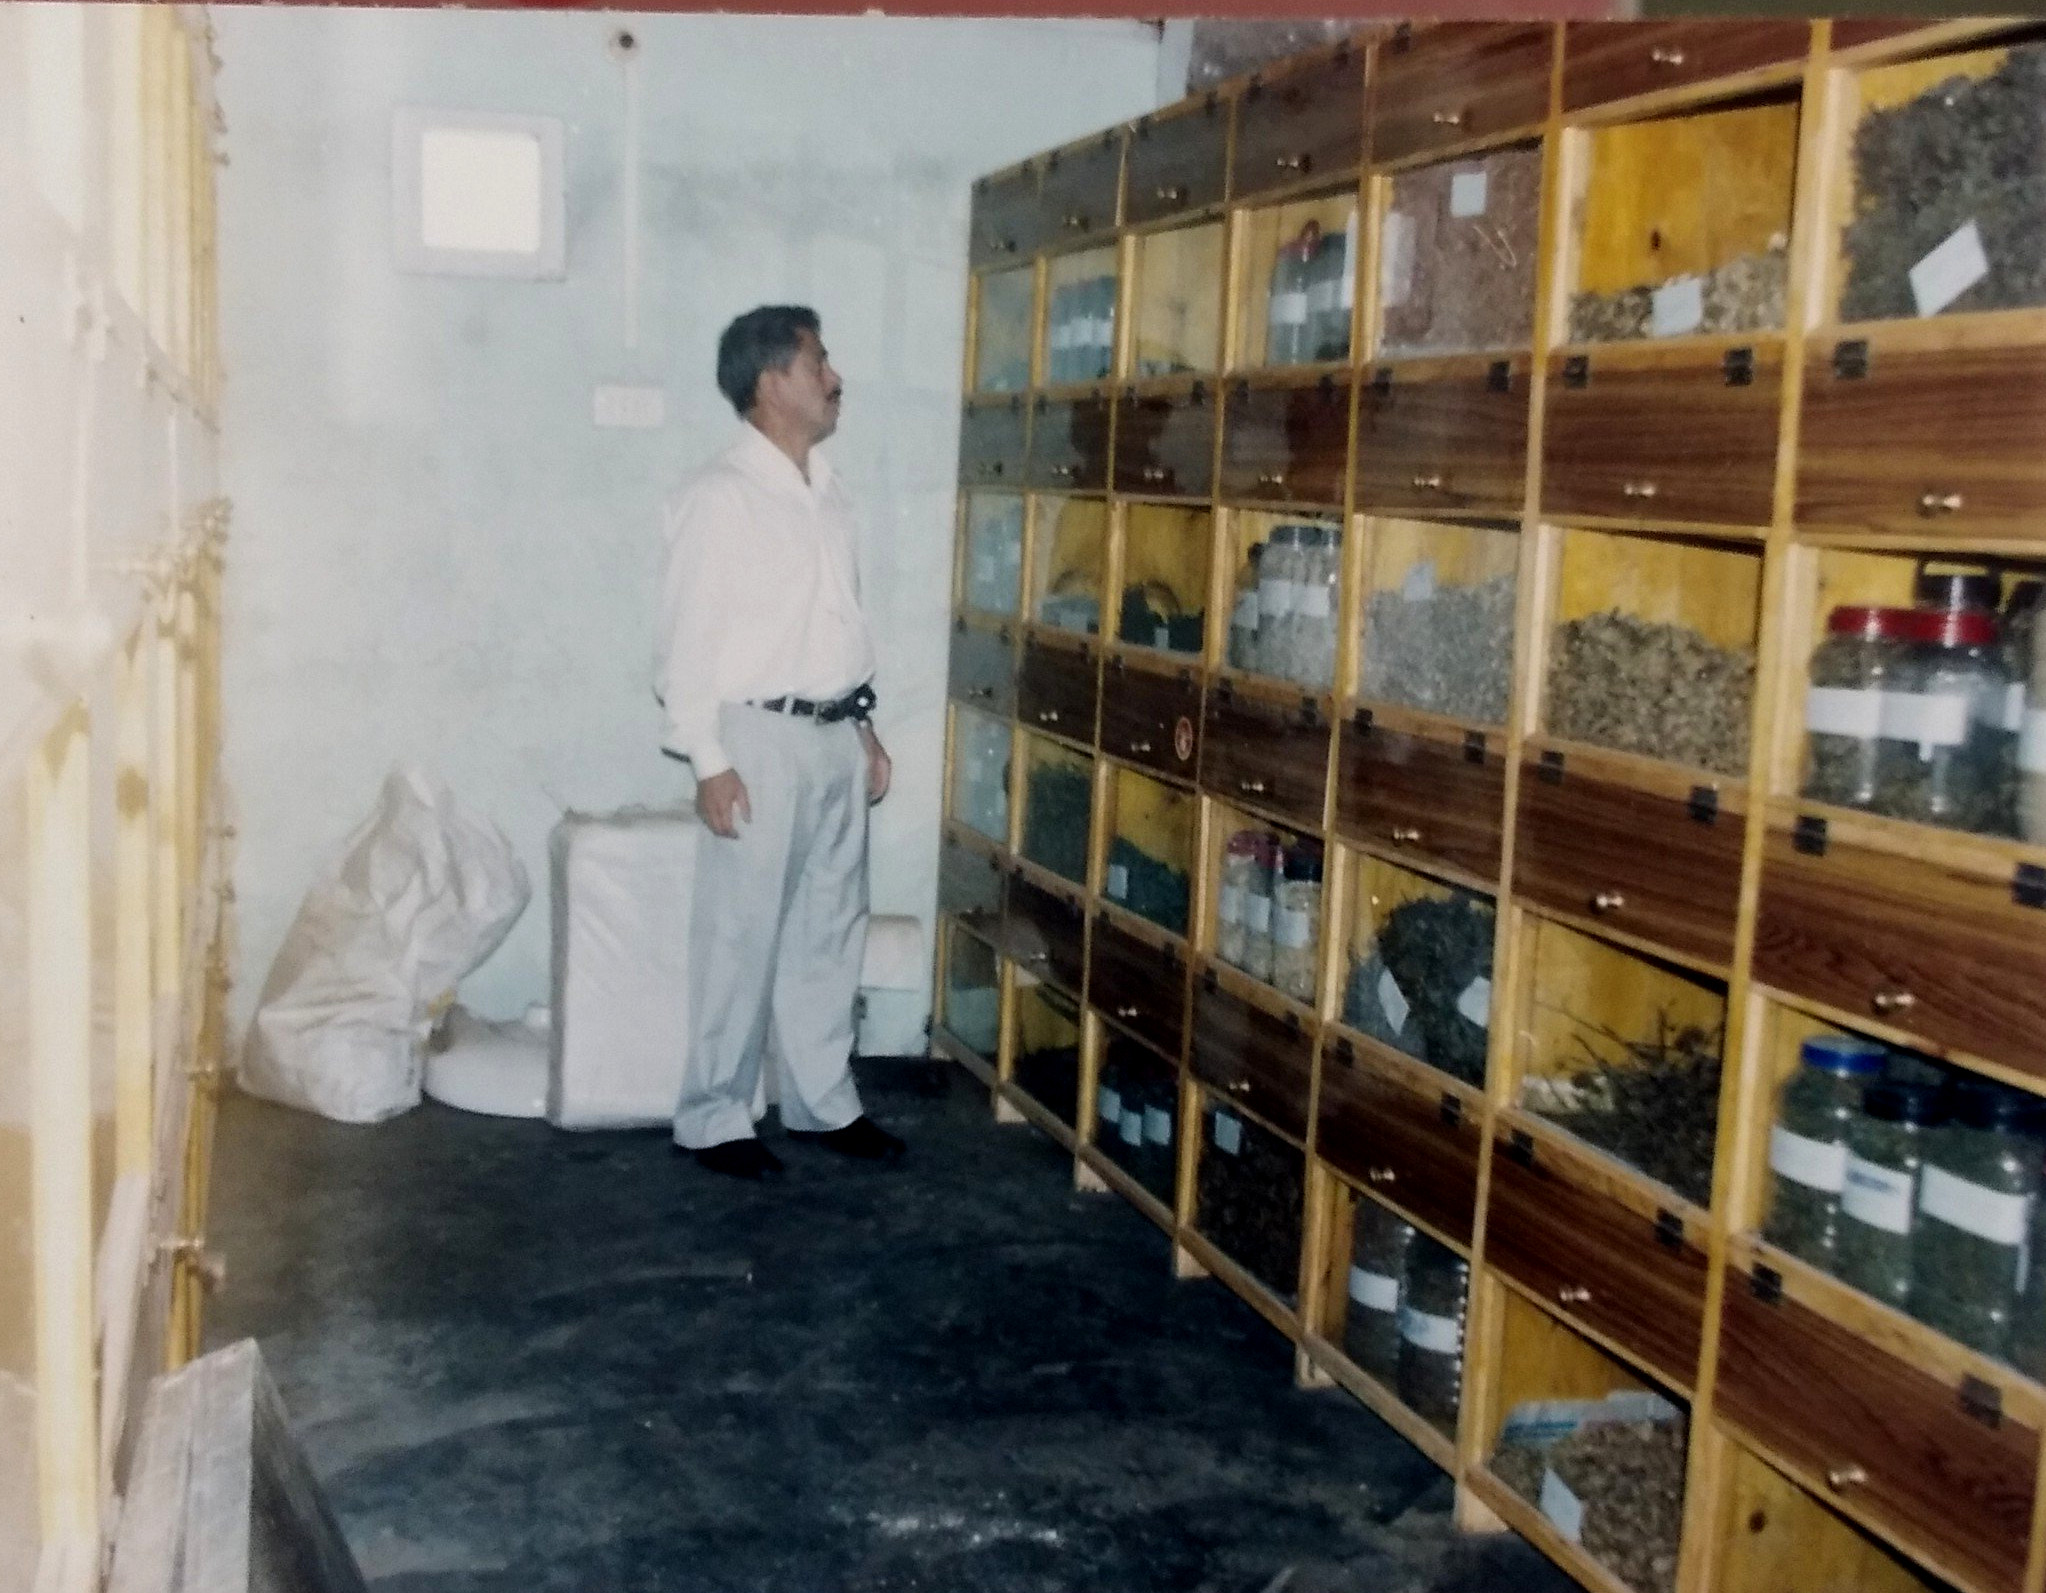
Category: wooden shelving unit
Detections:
[{"x1": 941, "y1": 21, "x2": 2046, "y2": 1593}]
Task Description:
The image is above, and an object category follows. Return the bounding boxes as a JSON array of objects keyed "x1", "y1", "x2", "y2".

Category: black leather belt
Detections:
[{"x1": 752, "y1": 682, "x2": 875, "y2": 725}]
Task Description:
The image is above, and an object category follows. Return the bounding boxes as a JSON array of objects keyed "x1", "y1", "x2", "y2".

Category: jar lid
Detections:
[
  {"x1": 1862, "y1": 1081, "x2": 1946, "y2": 1126},
  {"x1": 1799, "y1": 1035, "x2": 1886, "y2": 1076},
  {"x1": 1270, "y1": 526, "x2": 1297, "y2": 547},
  {"x1": 1951, "y1": 1084, "x2": 2040, "y2": 1133},
  {"x1": 1915, "y1": 570, "x2": 2002, "y2": 613},
  {"x1": 1226, "y1": 829, "x2": 1262, "y2": 857},
  {"x1": 1281, "y1": 842, "x2": 1324, "y2": 881},
  {"x1": 1902, "y1": 607, "x2": 1998, "y2": 648},
  {"x1": 1825, "y1": 605, "x2": 1908, "y2": 640}
]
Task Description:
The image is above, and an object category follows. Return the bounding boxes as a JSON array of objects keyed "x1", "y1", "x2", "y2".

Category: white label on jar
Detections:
[
  {"x1": 2003, "y1": 681, "x2": 2027, "y2": 733},
  {"x1": 1097, "y1": 1086, "x2": 1122, "y2": 1125},
  {"x1": 1296, "y1": 583, "x2": 1333, "y2": 619},
  {"x1": 1219, "y1": 883, "x2": 1244, "y2": 927},
  {"x1": 1539, "y1": 1468, "x2": 1586, "y2": 1545},
  {"x1": 1275, "y1": 905, "x2": 1314, "y2": 951},
  {"x1": 1920, "y1": 1164, "x2": 2032, "y2": 1246},
  {"x1": 1842, "y1": 1154, "x2": 1916, "y2": 1235},
  {"x1": 1377, "y1": 968, "x2": 1411, "y2": 1034},
  {"x1": 1400, "y1": 559, "x2": 1438, "y2": 606},
  {"x1": 1805, "y1": 684, "x2": 1884, "y2": 740},
  {"x1": 1340, "y1": 209, "x2": 1358, "y2": 312},
  {"x1": 1106, "y1": 864, "x2": 1129, "y2": 901},
  {"x1": 1882, "y1": 689, "x2": 1970, "y2": 753},
  {"x1": 1213, "y1": 1110, "x2": 1243, "y2": 1155},
  {"x1": 1457, "y1": 976, "x2": 1492, "y2": 1030},
  {"x1": 1233, "y1": 591, "x2": 1261, "y2": 631},
  {"x1": 1144, "y1": 1105, "x2": 1173, "y2": 1146},
  {"x1": 1379, "y1": 210, "x2": 1415, "y2": 310},
  {"x1": 1399, "y1": 1306, "x2": 1463, "y2": 1355},
  {"x1": 1910, "y1": 219, "x2": 1989, "y2": 319},
  {"x1": 1770, "y1": 1124, "x2": 1848, "y2": 1193},
  {"x1": 1650, "y1": 274, "x2": 1705, "y2": 339},
  {"x1": 1120, "y1": 1107, "x2": 1145, "y2": 1147},
  {"x1": 2021, "y1": 709, "x2": 2046, "y2": 775},
  {"x1": 1449, "y1": 169, "x2": 1489, "y2": 218},
  {"x1": 1245, "y1": 894, "x2": 1273, "y2": 934},
  {"x1": 1349, "y1": 1266, "x2": 1401, "y2": 1312},
  {"x1": 1260, "y1": 577, "x2": 1298, "y2": 620},
  {"x1": 1275, "y1": 288, "x2": 1310, "y2": 329},
  {"x1": 1307, "y1": 276, "x2": 1339, "y2": 317}
]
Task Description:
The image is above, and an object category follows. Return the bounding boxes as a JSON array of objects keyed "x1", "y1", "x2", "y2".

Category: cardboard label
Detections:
[
  {"x1": 1882, "y1": 689, "x2": 1971, "y2": 753},
  {"x1": 1910, "y1": 220, "x2": 1989, "y2": 318},
  {"x1": 1377, "y1": 967, "x2": 1411, "y2": 1034},
  {"x1": 1456, "y1": 976, "x2": 1492, "y2": 1030},
  {"x1": 1379, "y1": 211, "x2": 1416, "y2": 310},
  {"x1": 1400, "y1": 559, "x2": 1439, "y2": 606},
  {"x1": 1106, "y1": 864, "x2": 1130, "y2": 901},
  {"x1": 1842, "y1": 1154, "x2": 1915, "y2": 1236},
  {"x1": 1806, "y1": 685, "x2": 1885, "y2": 740},
  {"x1": 1349, "y1": 1266, "x2": 1401, "y2": 1311},
  {"x1": 1399, "y1": 1306, "x2": 1463, "y2": 1355},
  {"x1": 1449, "y1": 169, "x2": 1489, "y2": 218},
  {"x1": 1274, "y1": 905, "x2": 1314, "y2": 951},
  {"x1": 1650, "y1": 274, "x2": 1705, "y2": 338},
  {"x1": 1921, "y1": 1164, "x2": 2031, "y2": 1246},
  {"x1": 1144, "y1": 1105, "x2": 1173, "y2": 1146},
  {"x1": 1213, "y1": 1110, "x2": 1243, "y2": 1155},
  {"x1": 1097, "y1": 1086, "x2": 1122, "y2": 1125},
  {"x1": 1540, "y1": 1468, "x2": 1586, "y2": 1544},
  {"x1": 1770, "y1": 1124, "x2": 1848, "y2": 1194},
  {"x1": 1119, "y1": 1107, "x2": 1145, "y2": 1147}
]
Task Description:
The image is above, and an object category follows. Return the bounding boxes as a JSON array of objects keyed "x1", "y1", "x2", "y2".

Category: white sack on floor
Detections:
[
  {"x1": 548, "y1": 807, "x2": 699, "y2": 1129},
  {"x1": 239, "y1": 767, "x2": 530, "y2": 1124},
  {"x1": 424, "y1": 1005, "x2": 551, "y2": 1119}
]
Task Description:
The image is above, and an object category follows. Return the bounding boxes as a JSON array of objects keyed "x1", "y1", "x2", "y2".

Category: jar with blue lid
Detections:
[
  {"x1": 1911, "y1": 1084, "x2": 2042, "y2": 1360},
  {"x1": 1762, "y1": 1034, "x2": 1888, "y2": 1272},
  {"x1": 1838, "y1": 1080, "x2": 1946, "y2": 1310}
]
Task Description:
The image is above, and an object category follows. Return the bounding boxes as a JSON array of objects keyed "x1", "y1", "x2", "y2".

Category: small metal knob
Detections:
[
  {"x1": 1919, "y1": 491, "x2": 1964, "y2": 515},
  {"x1": 1037, "y1": 708, "x2": 1061, "y2": 724},
  {"x1": 1227, "y1": 1079, "x2": 1253, "y2": 1096},
  {"x1": 1256, "y1": 471, "x2": 1287, "y2": 489},
  {"x1": 1367, "y1": 1167, "x2": 1397, "y2": 1186},
  {"x1": 1273, "y1": 154, "x2": 1307, "y2": 172},
  {"x1": 966, "y1": 685, "x2": 995, "y2": 700},
  {"x1": 1063, "y1": 213, "x2": 1087, "y2": 231},
  {"x1": 1141, "y1": 466, "x2": 1168, "y2": 483},
  {"x1": 1622, "y1": 481, "x2": 1660, "y2": 499},
  {"x1": 1592, "y1": 890, "x2": 1626, "y2": 912},
  {"x1": 1431, "y1": 109, "x2": 1466, "y2": 127},
  {"x1": 1411, "y1": 473, "x2": 1444, "y2": 490},
  {"x1": 1391, "y1": 826, "x2": 1422, "y2": 844},
  {"x1": 1128, "y1": 740, "x2": 1154, "y2": 754},
  {"x1": 1116, "y1": 1005, "x2": 1141, "y2": 1020},
  {"x1": 1826, "y1": 1463, "x2": 1868, "y2": 1492},
  {"x1": 1557, "y1": 1284, "x2": 1592, "y2": 1305},
  {"x1": 1050, "y1": 464, "x2": 1077, "y2": 480},
  {"x1": 1872, "y1": 989, "x2": 1917, "y2": 1014},
  {"x1": 1240, "y1": 778, "x2": 1268, "y2": 794},
  {"x1": 1155, "y1": 184, "x2": 1187, "y2": 203},
  {"x1": 1649, "y1": 45, "x2": 1687, "y2": 65}
]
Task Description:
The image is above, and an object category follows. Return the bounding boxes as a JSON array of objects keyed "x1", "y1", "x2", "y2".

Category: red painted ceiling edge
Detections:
[{"x1": 177, "y1": 3, "x2": 1630, "y2": 20}]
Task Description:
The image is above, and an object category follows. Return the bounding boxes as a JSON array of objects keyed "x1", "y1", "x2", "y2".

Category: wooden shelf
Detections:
[
  {"x1": 1076, "y1": 1141, "x2": 1177, "y2": 1238},
  {"x1": 1298, "y1": 1331, "x2": 1462, "y2": 1471},
  {"x1": 1175, "y1": 1225, "x2": 1303, "y2": 1342}
]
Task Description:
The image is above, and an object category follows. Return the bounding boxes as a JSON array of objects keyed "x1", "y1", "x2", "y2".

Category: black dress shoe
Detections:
[
  {"x1": 787, "y1": 1115, "x2": 906, "y2": 1163},
  {"x1": 689, "y1": 1138, "x2": 785, "y2": 1180}
]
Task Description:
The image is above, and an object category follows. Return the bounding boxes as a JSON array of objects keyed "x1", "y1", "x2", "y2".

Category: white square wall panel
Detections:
[{"x1": 392, "y1": 107, "x2": 565, "y2": 278}]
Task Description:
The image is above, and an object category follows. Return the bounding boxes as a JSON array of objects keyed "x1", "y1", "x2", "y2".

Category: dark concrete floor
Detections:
[{"x1": 207, "y1": 1058, "x2": 1573, "y2": 1593}]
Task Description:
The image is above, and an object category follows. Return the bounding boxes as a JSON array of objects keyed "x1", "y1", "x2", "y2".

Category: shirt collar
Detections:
[{"x1": 731, "y1": 421, "x2": 833, "y2": 499}]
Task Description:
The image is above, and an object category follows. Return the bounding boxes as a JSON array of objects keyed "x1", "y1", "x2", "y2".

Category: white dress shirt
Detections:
[{"x1": 656, "y1": 423, "x2": 876, "y2": 779}]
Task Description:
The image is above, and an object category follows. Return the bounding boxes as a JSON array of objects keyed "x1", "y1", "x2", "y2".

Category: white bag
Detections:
[
  {"x1": 424, "y1": 1006, "x2": 551, "y2": 1119},
  {"x1": 239, "y1": 767, "x2": 530, "y2": 1123}
]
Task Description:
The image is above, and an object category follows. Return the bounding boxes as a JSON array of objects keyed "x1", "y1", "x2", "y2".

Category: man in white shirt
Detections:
[{"x1": 656, "y1": 305, "x2": 906, "y2": 1180}]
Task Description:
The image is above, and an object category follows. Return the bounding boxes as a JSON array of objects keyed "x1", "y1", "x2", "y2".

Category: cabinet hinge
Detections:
[
  {"x1": 1749, "y1": 1263, "x2": 1783, "y2": 1305},
  {"x1": 1833, "y1": 339, "x2": 1870, "y2": 381},
  {"x1": 1562, "y1": 355, "x2": 1591, "y2": 390},
  {"x1": 1505, "y1": 1129, "x2": 1534, "y2": 1168},
  {"x1": 1538, "y1": 749, "x2": 1566, "y2": 786},
  {"x1": 1464, "y1": 730, "x2": 1487, "y2": 766},
  {"x1": 1960, "y1": 1374, "x2": 2004, "y2": 1429},
  {"x1": 1354, "y1": 706, "x2": 1375, "y2": 734},
  {"x1": 1722, "y1": 346, "x2": 1756, "y2": 387},
  {"x1": 1654, "y1": 1208, "x2": 1684, "y2": 1250},
  {"x1": 1793, "y1": 814, "x2": 1829, "y2": 857},
  {"x1": 2014, "y1": 862, "x2": 2046, "y2": 910},
  {"x1": 1688, "y1": 785, "x2": 1719, "y2": 825},
  {"x1": 1370, "y1": 366, "x2": 1393, "y2": 398},
  {"x1": 1487, "y1": 360, "x2": 1512, "y2": 393},
  {"x1": 1439, "y1": 1093, "x2": 1464, "y2": 1127}
]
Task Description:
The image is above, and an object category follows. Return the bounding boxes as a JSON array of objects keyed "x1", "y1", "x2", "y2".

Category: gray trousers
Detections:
[{"x1": 673, "y1": 703, "x2": 869, "y2": 1147}]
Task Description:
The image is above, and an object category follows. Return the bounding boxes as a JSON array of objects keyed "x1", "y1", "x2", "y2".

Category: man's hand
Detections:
[
  {"x1": 858, "y1": 723, "x2": 891, "y2": 805},
  {"x1": 696, "y1": 769, "x2": 752, "y2": 838}
]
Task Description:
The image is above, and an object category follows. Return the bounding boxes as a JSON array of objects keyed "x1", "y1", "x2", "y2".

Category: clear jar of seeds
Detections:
[
  {"x1": 1345, "y1": 1197, "x2": 1414, "y2": 1382},
  {"x1": 1229, "y1": 543, "x2": 1265, "y2": 673},
  {"x1": 1911, "y1": 1085, "x2": 2042, "y2": 1360},
  {"x1": 1257, "y1": 527, "x2": 1302, "y2": 680},
  {"x1": 1762, "y1": 1035, "x2": 1888, "y2": 1273},
  {"x1": 1838, "y1": 1080, "x2": 1945, "y2": 1311},
  {"x1": 1803, "y1": 606, "x2": 1907, "y2": 811},
  {"x1": 1271, "y1": 841, "x2": 1324, "y2": 1003},
  {"x1": 1217, "y1": 830, "x2": 1261, "y2": 969},
  {"x1": 1879, "y1": 608, "x2": 2004, "y2": 833},
  {"x1": 1396, "y1": 1234, "x2": 1470, "y2": 1435},
  {"x1": 1241, "y1": 833, "x2": 1278, "y2": 983},
  {"x1": 2011, "y1": 1145, "x2": 2046, "y2": 1381},
  {"x1": 1292, "y1": 526, "x2": 1340, "y2": 691}
]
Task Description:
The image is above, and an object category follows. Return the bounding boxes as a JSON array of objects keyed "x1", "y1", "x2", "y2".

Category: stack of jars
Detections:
[
  {"x1": 1045, "y1": 274, "x2": 1116, "y2": 384},
  {"x1": 1217, "y1": 828, "x2": 1321, "y2": 999},
  {"x1": 1802, "y1": 571, "x2": 2045, "y2": 838},
  {"x1": 1228, "y1": 524, "x2": 1342, "y2": 689},
  {"x1": 1762, "y1": 1034, "x2": 2046, "y2": 1375}
]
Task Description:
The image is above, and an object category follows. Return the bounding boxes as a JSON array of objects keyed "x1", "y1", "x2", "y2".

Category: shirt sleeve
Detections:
[{"x1": 655, "y1": 478, "x2": 737, "y2": 779}]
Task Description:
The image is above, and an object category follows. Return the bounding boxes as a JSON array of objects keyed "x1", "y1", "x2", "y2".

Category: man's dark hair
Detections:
[{"x1": 716, "y1": 305, "x2": 820, "y2": 417}]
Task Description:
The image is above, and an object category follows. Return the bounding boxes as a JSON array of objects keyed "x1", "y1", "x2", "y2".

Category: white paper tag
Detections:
[
  {"x1": 1275, "y1": 905, "x2": 1315, "y2": 951},
  {"x1": 1097, "y1": 1086, "x2": 1122, "y2": 1125},
  {"x1": 1456, "y1": 976, "x2": 1492, "y2": 1030},
  {"x1": 1399, "y1": 1306, "x2": 1463, "y2": 1355},
  {"x1": 1842, "y1": 1154, "x2": 1916, "y2": 1236},
  {"x1": 1882, "y1": 689, "x2": 1971, "y2": 752},
  {"x1": 1107, "y1": 864, "x2": 1130, "y2": 901},
  {"x1": 1449, "y1": 169, "x2": 1489, "y2": 218},
  {"x1": 1276, "y1": 288, "x2": 1310, "y2": 329},
  {"x1": 1379, "y1": 210, "x2": 1416, "y2": 311},
  {"x1": 1120, "y1": 1107, "x2": 1145, "y2": 1146},
  {"x1": 1910, "y1": 220, "x2": 1990, "y2": 318},
  {"x1": 1921, "y1": 1164, "x2": 2032, "y2": 1246},
  {"x1": 1400, "y1": 559, "x2": 1438, "y2": 605},
  {"x1": 1296, "y1": 583, "x2": 1333, "y2": 619},
  {"x1": 1650, "y1": 274, "x2": 1705, "y2": 339},
  {"x1": 1260, "y1": 576, "x2": 1298, "y2": 620},
  {"x1": 2021, "y1": 709, "x2": 2046, "y2": 775},
  {"x1": 1540, "y1": 1468, "x2": 1586, "y2": 1545},
  {"x1": 1218, "y1": 882, "x2": 1245, "y2": 927},
  {"x1": 1245, "y1": 894, "x2": 1273, "y2": 934},
  {"x1": 1770, "y1": 1124, "x2": 1849, "y2": 1194},
  {"x1": 2002, "y1": 681, "x2": 2027, "y2": 734},
  {"x1": 1349, "y1": 1265, "x2": 1401, "y2": 1312},
  {"x1": 1378, "y1": 967, "x2": 1411, "y2": 1034},
  {"x1": 1341, "y1": 208, "x2": 1358, "y2": 312},
  {"x1": 1307, "y1": 277, "x2": 1340, "y2": 316},
  {"x1": 1233, "y1": 591, "x2": 1261, "y2": 631},
  {"x1": 1213, "y1": 1110, "x2": 1243, "y2": 1155},
  {"x1": 1806, "y1": 685, "x2": 1885, "y2": 740},
  {"x1": 1144, "y1": 1105, "x2": 1173, "y2": 1146}
]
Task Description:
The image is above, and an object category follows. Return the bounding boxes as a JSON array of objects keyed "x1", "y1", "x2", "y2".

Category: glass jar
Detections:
[
  {"x1": 1838, "y1": 1080, "x2": 1945, "y2": 1311},
  {"x1": 1229, "y1": 543, "x2": 1265, "y2": 673},
  {"x1": 1878, "y1": 608, "x2": 2003, "y2": 833},
  {"x1": 1292, "y1": 526, "x2": 1340, "y2": 691},
  {"x1": 1217, "y1": 829, "x2": 1261, "y2": 968},
  {"x1": 1803, "y1": 606, "x2": 1907, "y2": 811},
  {"x1": 1307, "y1": 219, "x2": 1353, "y2": 364},
  {"x1": 1256, "y1": 527, "x2": 1301, "y2": 680},
  {"x1": 1241, "y1": 833, "x2": 1278, "y2": 983},
  {"x1": 1267, "y1": 224, "x2": 1317, "y2": 367},
  {"x1": 1762, "y1": 1034, "x2": 1888, "y2": 1272},
  {"x1": 963, "y1": 498, "x2": 1025, "y2": 616},
  {"x1": 1345, "y1": 1197, "x2": 1413, "y2": 1382},
  {"x1": 1396, "y1": 1234, "x2": 1470, "y2": 1434},
  {"x1": 2012, "y1": 1144, "x2": 2046, "y2": 1381},
  {"x1": 2026, "y1": 593, "x2": 2046, "y2": 844},
  {"x1": 1271, "y1": 841, "x2": 1323, "y2": 1003},
  {"x1": 952, "y1": 711, "x2": 1010, "y2": 842},
  {"x1": 1914, "y1": 569, "x2": 2001, "y2": 616},
  {"x1": 1911, "y1": 1086, "x2": 2043, "y2": 1359}
]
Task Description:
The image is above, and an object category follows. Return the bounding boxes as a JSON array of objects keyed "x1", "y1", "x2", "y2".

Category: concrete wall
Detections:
[{"x1": 214, "y1": 11, "x2": 1162, "y2": 1046}]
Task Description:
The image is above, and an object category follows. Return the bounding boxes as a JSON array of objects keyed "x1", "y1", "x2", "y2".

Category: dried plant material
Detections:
[
  {"x1": 1494, "y1": 1418, "x2": 1688, "y2": 1593},
  {"x1": 1840, "y1": 46, "x2": 2046, "y2": 323},
  {"x1": 1547, "y1": 610, "x2": 1754, "y2": 778},
  {"x1": 1569, "y1": 244, "x2": 1788, "y2": 343},
  {"x1": 1344, "y1": 1199, "x2": 1414, "y2": 1381},
  {"x1": 1361, "y1": 571, "x2": 1516, "y2": 725},
  {"x1": 1379, "y1": 147, "x2": 1542, "y2": 358},
  {"x1": 1096, "y1": 1042, "x2": 1178, "y2": 1206},
  {"x1": 1530, "y1": 1013, "x2": 1723, "y2": 1207},
  {"x1": 1197, "y1": 1110, "x2": 1305, "y2": 1301},
  {"x1": 1013, "y1": 1041, "x2": 1080, "y2": 1127},
  {"x1": 1022, "y1": 762, "x2": 1091, "y2": 884},
  {"x1": 1105, "y1": 836, "x2": 1191, "y2": 936},
  {"x1": 1344, "y1": 891, "x2": 1494, "y2": 1087}
]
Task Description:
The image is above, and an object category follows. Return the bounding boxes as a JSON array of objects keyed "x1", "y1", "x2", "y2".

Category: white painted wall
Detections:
[{"x1": 213, "y1": 11, "x2": 1163, "y2": 1045}]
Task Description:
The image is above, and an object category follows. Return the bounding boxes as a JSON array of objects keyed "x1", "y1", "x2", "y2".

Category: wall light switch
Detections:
[{"x1": 593, "y1": 384, "x2": 665, "y2": 429}]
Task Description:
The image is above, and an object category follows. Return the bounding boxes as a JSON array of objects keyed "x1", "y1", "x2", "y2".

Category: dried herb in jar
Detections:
[
  {"x1": 1118, "y1": 583, "x2": 1206, "y2": 657},
  {"x1": 1346, "y1": 892, "x2": 1494, "y2": 1087},
  {"x1": 1196, "y1": 1107, "x2": 1305, "y2": 1302},
  {"x1": 1022, "y1": 761, "x2": 1091, "y2": 884},
  {"x1": 1396, "y1": 1234, "x2": 1469, "y2": 1434},
  {"x1": 1547, "y1": 610, "x2": 1754, "y2": 778},
  {"x1": 1533, "y1": 1014, "x2": 1724, "y2": 1208},
  {"x1": 1345, "y1": 1198, "x2": 1413, "y2": 1381},
  {"x1": 1360, "y1": 571, "x2": 1517, "y2": 726},
  {"x1": 1096, "y1": 1039, "x2": 1179, "y2": 1206}
]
